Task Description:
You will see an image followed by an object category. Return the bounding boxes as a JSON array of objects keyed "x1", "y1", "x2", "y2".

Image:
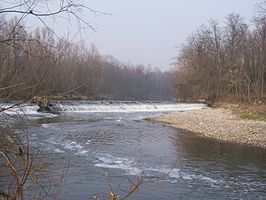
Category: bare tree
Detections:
[
  {"x1": 0, "y1": 1, "x2": 102, "y2": 199},
  {"x1": 175, "y1": 2, "x2": 266, "y2": 103},
  {"x1": 0, "y1": 0, "x2": 100, "y2": 32}
]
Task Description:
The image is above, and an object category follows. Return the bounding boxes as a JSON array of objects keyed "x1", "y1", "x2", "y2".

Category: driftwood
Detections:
[{"x1": 31, "y1": 96, "x2": 59, "y2": 114}]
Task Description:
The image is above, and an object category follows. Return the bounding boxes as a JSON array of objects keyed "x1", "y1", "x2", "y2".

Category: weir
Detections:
[
  {"x1": 1, "y1": 100, "x2": 265, "y2": 200},
  {"x1": 55, "y1": 101, "x2": 207, "y2": 113},
  {"x1": 2, "y1": 101, "x2": 207, "y2": 115}
]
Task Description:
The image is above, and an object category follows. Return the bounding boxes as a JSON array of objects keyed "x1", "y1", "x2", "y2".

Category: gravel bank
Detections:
[{"x1": 154, "y1": 108, "x2": 266, "y2": 148}]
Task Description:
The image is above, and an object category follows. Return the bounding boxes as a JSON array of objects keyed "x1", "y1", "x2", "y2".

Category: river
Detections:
[{"x1": 4, "y1": 101, "x2": 266, "y2": 199}]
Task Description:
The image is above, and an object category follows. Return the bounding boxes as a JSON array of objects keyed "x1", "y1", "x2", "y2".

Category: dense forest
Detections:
[
  {"x1": 175, "y1": 2, "x2": 266, "y2": 103},
  {"x1": 0, "y1": 17, "x2": 174, "y2": 101}
]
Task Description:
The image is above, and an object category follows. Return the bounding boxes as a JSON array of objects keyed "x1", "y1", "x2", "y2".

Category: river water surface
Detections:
[{"x1": 8, "y1": 101, "x2": 266, "y2": 199}]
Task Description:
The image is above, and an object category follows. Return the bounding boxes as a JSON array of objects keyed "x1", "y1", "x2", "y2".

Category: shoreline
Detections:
[{"x1": 153, "y1": 108, "x2": 266, "y2": 148}]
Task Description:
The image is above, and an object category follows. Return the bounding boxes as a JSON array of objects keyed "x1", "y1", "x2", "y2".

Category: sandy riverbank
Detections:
[{"x1": 153, "y1": 108, "x2": 266, "y2": 148}]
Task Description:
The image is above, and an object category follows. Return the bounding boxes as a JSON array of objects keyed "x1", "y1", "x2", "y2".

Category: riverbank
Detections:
[{"x1": 153, "y1": 107, "x2": 266, "y2": 148}]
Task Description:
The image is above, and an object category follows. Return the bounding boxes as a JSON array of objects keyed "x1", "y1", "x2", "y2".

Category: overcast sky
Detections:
[
  {"x1": 84, "y1": 0, "x2": 261, "y2": 70},
  {"x1": 3, "y1": 0, "x2": 262, "y2": 70}
]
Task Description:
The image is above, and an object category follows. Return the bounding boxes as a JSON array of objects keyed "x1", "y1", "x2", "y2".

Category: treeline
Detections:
[
  {"x1": 175, "y1": 2, "x2": 266, "y2": 103},
  {"x1": 0, "y1": 17, "x2": 174, "y2": 101}
]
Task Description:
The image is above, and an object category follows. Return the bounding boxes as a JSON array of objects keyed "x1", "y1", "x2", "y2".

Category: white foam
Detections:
[
  {"x1": 54, "y1": 148, "x2": 65, "y2": 153},
  {"x1": 85, "y1": 140, "x2": 92, "y2": 145},
  {"x1": 94, "y1": 153, "x2": 142, "y2": 175},
  {"x1": 63, "y1": 141, "x2": 83, "y2": 151},
  {"x1": 45, "y1": 137, "x2": 87, "y2": 155},
  {"x1": 1, "y1": 103, "x2": 58, "y2": 117},
  {"x1": 94, "y1": 154, "x2": 221, "y2": 186},
  {"x1": 1, "y1": 101, "x2": 207, "y2": 115},
  {"x1": 41, "y1": 124, "x2": 51, "y2": 128},
  {"x1": 57, "y1": 102, "x2": 207, "y2": 113},
  {"x1": 150, "y1": 167, "x2": 221, "y2": 187},
  {"x1": 150, "y1": 166, "x2": 219, "y2": 183},
  {"x1": 75, "y1": 149, "x2": 89, "y2": 155},
  {"x1": 46, "y1": 137, "x2": 61, "y2": 146},
  {"x1": 1, "y1": 104, "x2": 39, "y2": 115}
]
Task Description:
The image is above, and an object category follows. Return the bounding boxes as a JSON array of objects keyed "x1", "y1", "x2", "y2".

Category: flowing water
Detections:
[{"x1": 3, "y1": 101, "x2": 266, "y2": 199}]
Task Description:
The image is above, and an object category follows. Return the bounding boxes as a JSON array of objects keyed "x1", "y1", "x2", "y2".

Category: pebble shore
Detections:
[{"x1": 154, "y1": 108, "x2": 266, "y2": 148}]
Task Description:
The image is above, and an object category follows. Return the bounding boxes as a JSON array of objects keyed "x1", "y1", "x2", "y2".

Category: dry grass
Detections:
[
  {"x1": 240, "y1": 112, "x2": 266, "y2": 121},
  {"x1": 214, "y1": 100, "x2": 266, "y2": 120}
]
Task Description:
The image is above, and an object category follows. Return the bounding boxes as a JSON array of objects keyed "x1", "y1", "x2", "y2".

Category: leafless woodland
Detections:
[
  {"x1": 175, "y1": 1, "x2": 266, "y2": 103},
  {"x1": 0, "y1": 19, "x2": 174, "y2": 100},
  {"x1": 0, "y1": 8, "x2": 174, "y2": 101}
]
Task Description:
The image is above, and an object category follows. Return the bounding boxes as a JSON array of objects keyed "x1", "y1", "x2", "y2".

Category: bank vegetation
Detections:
[
  {"x1": 174, "y1": 1, "x2": 266, "y2": 104},
  {"x1": 0, "y1": 17, "x2": 174, "y2": 101}
]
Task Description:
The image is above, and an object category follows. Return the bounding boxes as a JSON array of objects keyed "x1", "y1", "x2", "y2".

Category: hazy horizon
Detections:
[
  {"x1": 1, "y1": 0, "x2": 262, "y2": 70},
  {"x1": 76, "y1": 0, "x2": 262, "y2": 70}
]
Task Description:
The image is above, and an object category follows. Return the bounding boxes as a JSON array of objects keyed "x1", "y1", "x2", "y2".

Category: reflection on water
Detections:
[
  {"x1": 176, "y1": 130, "x2": 266, "y2": 165},
  {"x1": 20, "y1": 105, "x2": 266, "y2": 200}
]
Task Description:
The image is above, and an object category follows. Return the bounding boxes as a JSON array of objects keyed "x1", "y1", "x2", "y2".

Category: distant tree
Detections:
[{"x1": 175, "y1": 1, "x2": 266, "y2": 103}]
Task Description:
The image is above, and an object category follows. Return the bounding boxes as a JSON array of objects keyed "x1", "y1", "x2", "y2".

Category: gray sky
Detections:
[
  {"x1": 83, "y1": 0, "x2": 260, "y2": 70},
  {"x1": 3, "y1": 0, "x2": 262, "y2": 70}
]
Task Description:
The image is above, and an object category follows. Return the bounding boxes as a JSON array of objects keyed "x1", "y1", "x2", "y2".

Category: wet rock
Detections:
[{"x1": 31, "y1": 96, "x2": 59, "y2": 114}]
